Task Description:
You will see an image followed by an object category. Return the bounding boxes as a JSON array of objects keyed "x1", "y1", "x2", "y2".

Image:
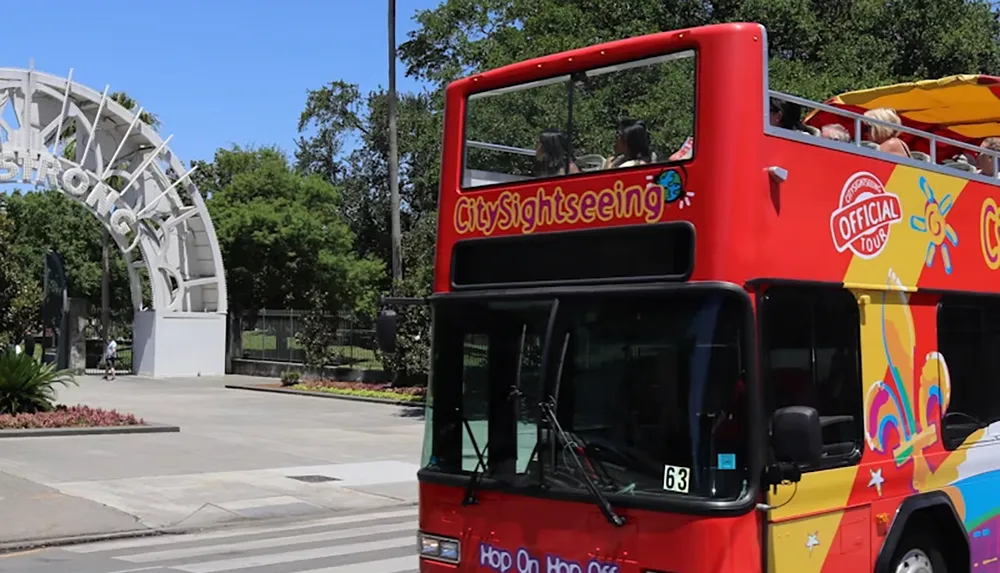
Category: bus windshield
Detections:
[
  {"x1": 462, "y1": 50, "x2": 697, "y2": 189},
  {"x1": 421, "y1": 288, "x2": 751, "y2": 504}
]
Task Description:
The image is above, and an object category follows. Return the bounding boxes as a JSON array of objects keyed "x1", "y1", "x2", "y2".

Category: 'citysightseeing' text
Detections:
[{"x1": 454, "y1": 181, "x2": 665, "y2": 236}]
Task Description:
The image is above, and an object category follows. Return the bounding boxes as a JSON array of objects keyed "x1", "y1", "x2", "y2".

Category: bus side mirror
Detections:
[
  {"x1": 376, "y1": 309, "x2": 398, "y2": 354},
  {"x1": 771, "y1": 406, "x2": 822, "y2": 465}
]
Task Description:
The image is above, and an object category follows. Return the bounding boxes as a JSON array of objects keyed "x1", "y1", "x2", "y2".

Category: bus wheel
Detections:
[{"x1": 891, "y1": 535, "x2": 947, "y2": 573}]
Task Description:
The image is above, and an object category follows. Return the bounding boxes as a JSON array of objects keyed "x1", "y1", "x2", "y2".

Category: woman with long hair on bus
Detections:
[
  {"x1": 534, "y1": 129, "x2": 580, "y2": 177},
  {"x1": 604, "y1": 119, "x2": 654, "y2": 169}
]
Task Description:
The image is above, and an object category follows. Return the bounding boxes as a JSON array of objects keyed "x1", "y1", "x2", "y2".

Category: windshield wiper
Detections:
[
  {"x1": 539, "y1": 332, "x2": 626, "y2": 527},
  {"x1": 461, "y1": 418, "x2": 489, "y2": 506}
]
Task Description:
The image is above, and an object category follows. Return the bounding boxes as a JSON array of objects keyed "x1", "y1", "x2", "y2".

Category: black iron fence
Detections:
[
  {"x1": 83, "y1": 339, "x2": 133, "y2": 375},
  {"x1": 230, "y1": 310, "x2": 380, "y2": 370}
]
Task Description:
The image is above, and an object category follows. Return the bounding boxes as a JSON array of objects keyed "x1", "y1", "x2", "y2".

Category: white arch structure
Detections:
[{"x1": 0, "y1": 65, "x2": 227, "y2": 377}]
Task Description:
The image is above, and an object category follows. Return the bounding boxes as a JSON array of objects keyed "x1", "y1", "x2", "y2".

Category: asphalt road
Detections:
[{"x1": 0, "y1": 505, "x2": 418, "y2": 573}]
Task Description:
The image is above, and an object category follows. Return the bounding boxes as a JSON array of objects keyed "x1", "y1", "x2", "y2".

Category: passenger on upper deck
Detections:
[
  {"x1": 603, "y1": 119, "x2": 654, "y2": 169},
  {"x1": 863, "y1": 108, "x2": 911, "y2": 158},
  {"x1": 535, "y1": 129, "x2": 580, "y2": 176},
  {"x1": 770, "y1": 98, "x2": 818, "y2": 135},
  {"x1": 821, "y1": 124, "x2": 851, "y2": 142},
  {"x1": 977, "y1": 137, "x2": 1000, "y2": 176}
]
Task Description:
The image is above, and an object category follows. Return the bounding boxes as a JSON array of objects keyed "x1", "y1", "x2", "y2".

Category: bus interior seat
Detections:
[
  {"x1": 911, "y1": 151, "x2": 931, "y2": 162},
  {"x1": 860, "y1": 141, "x2": 880, "y2": 150},
  {"x1": 576, "y1": 154, "x2": 606, "y2": 172},
  {"x1": 803, "y1": 126, "x2": 820, "y2": 136},
  {"x1": 944, "y1": 155, "x2": 977, "y2": 172}
]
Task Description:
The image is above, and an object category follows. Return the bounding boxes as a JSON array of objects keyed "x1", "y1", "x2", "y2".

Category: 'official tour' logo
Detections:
[{"x1": 830, "y1": 171, "x2": 903, "y2": 259}]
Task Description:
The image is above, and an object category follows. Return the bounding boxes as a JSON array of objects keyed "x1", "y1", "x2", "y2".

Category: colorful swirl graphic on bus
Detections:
[
  {"x1": 909, "y1": 176, "x2": 958, "y2": 275},
  {"x1": 982, "y1": 197, "x2": 1000, "y2": 271},
  {"x1": 453, "y1": 181, "x2": 665, "y2": 235},
  {"x1": 864, "y1": 269, "x2": 950, "y2": 472}
]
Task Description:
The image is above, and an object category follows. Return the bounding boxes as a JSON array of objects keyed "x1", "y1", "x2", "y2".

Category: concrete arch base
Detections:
[{"x1": 132, "y1": 311, "x2": 227, "y2": 377}]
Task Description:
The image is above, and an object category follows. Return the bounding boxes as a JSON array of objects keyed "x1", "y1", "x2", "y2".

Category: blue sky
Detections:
[{"x1": 2, "y1": 0, "x2": 438, "y2": 166}]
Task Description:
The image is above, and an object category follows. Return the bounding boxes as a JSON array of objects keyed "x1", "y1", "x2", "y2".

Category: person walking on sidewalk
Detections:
[{"x1": 103, "y1": 339, "x2": 118, "y2": 380}]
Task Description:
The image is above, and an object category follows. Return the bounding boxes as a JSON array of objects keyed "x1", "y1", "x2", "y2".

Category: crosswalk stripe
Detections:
[
  {"x1": 172, "y1": 536, "x2": 415, "y2": 573},
  {"x1": 66, "y1": 507, "x2": 417, "y2": 554},
  {"x1": 293, "y1": 555, "x2": 419, "y2": 573},
  {"x1": 116, "y1": 521, "x2": 416, "y2": 563}
]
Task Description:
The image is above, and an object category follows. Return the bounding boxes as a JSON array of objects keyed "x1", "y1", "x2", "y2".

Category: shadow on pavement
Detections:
[{"x1": 395, "y1": 405, "x2": 425, "y2": 420}]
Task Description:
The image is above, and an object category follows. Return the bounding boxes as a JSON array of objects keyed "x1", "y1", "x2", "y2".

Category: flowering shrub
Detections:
[
  {"x1": 0, "y1": 405, "x2": 145, "y2": 429},
  {"x1": 292, "y1": 380, "x2": 426, "y2": 401}
]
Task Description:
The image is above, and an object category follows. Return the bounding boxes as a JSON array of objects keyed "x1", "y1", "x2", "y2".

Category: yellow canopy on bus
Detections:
[{"x1": 805, "y1": 74, "x2": 1000, "y2": 143}]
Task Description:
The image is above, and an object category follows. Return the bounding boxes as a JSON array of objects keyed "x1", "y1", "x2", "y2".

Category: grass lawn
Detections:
[{"x1": 241, "y1": 331, "x2": 382, "y2": 370}]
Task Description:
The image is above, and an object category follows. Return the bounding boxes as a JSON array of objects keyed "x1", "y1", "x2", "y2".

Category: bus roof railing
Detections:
[
  {"x1": 466, "y1": 90, "x2": 1000, "y2": 179},
  {"x1": 466, "y1": 140, "x2": 536, "y2": 156},
  {"x1": 770, "y1": 90, "x2": 1000, "y2": 177}
]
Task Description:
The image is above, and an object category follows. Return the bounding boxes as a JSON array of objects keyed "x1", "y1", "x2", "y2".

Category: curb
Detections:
[
  {"x1": 0, "y1": 528, "x2": 165, "y2": 554},
  {"x1": 224, "y1": 384, "x2": 425, "y2": 407},
  {"x1": 0, "y1": 422, "x2": 180, "y2": 438},
  {"x1": 0, "y1": 501, "x2": 422, "y2": 555}
]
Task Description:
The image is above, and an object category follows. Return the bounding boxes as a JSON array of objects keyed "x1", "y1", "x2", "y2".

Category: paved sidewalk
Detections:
[{"x1": 0, "y1": 374, "x2": 425, "y2": 546}]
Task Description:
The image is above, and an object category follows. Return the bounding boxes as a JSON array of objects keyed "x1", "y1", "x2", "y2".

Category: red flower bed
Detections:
[
  {"x1": 299, "y1": 380, "x2": 426, "y2": 397},
  {"x1": 0, "y1": 405, "x2": 145, "y2": 429}
]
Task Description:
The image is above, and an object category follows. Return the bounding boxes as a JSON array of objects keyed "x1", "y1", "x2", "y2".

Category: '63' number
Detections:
[{"x1": 662, "y1": 465, "x2": 690, "y2": 493}]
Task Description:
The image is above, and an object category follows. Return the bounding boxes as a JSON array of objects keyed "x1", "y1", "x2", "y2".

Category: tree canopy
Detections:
[
  {"x1": 195, "y1": 145, "x2": 383, "y2": 315},
  {"x1": 400, "y1": 0, "x2": 1000, "y2": 99}
]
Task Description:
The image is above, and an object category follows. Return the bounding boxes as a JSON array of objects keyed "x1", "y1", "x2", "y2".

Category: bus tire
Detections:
[
  {"x1": 887, "y1": 530, "x2": 948, "y2": 573},
  {"x1": 875, "y1": 492, "x2": 969, "y2": 573}
]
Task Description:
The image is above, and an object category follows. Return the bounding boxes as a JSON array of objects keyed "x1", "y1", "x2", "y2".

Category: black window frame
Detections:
[
  {"x1": 936, "y1": 294, "x2": 1000, "y2": 450},
  {"x1": 757, "y1": 283, "x2": 865, "y2": 472}
]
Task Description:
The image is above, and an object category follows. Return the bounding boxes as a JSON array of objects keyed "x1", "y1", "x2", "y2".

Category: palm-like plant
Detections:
[{"x1": 0, "y1": 350, "x2": 77, "y2": 415}]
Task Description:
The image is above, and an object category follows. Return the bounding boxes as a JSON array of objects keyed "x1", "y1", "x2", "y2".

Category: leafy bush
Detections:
[
  {"x1": 292, "y1": 381, "x2": 424, "y2": 402},
  {"x1": 299, "y1": 290, "x2": 338, "y2": 370},
  {"x1": 280, "y1": 369, "x2": 301, "y2": 387},
  {"x1": 0, "y1": 405, "x2": 143, "y2": 429},
  {"x1": 0, "y1": 351, "x2": 76, "y2": 415}
]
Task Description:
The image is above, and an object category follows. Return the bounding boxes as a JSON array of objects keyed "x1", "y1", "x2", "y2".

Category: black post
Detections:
[{"x1": 42, "y1": 250, "x2": 68, "y2": 367}]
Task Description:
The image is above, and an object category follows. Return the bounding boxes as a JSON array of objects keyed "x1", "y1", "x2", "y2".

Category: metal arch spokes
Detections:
[{"x1": 0, "y1": 63, "x2": 227, "y2": 315}]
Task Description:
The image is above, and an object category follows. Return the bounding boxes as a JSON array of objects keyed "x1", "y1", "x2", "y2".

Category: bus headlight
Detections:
[{"x1": 418, "y1": 531, "x2": 460, "y2": 563}]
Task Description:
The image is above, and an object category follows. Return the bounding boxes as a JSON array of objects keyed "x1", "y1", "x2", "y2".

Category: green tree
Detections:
[
  {"x1": 378, "y1": 211, "x2": 437, "y2": 383},
  {"x1": 4, "y1": 190, "x2": 131, "y2": 317},
  {"x1": 399, "y1": 0, "x2": 1000, "y2": 99},
  {"x1": 195, "y1": 145, "x2": 384, "y2": 315},
  {"x1": 295, "y1": 83, "x2": 442, "y2": 379},
  {"x1": 295, "y1": 82, "x2": 442, "y2": 276},
  {"x1": 0, "y1": 204, "x2": 43, "y2": 344}
]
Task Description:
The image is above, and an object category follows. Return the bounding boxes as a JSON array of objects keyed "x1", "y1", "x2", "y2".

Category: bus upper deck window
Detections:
[{"x1": 461, "y1": 49, "x2": 696, "y2": 189}]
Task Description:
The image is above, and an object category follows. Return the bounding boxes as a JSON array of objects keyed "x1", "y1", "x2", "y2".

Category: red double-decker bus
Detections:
[{"x1": 376, "y1": 21, "x2": 1000, "y2": 573}]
